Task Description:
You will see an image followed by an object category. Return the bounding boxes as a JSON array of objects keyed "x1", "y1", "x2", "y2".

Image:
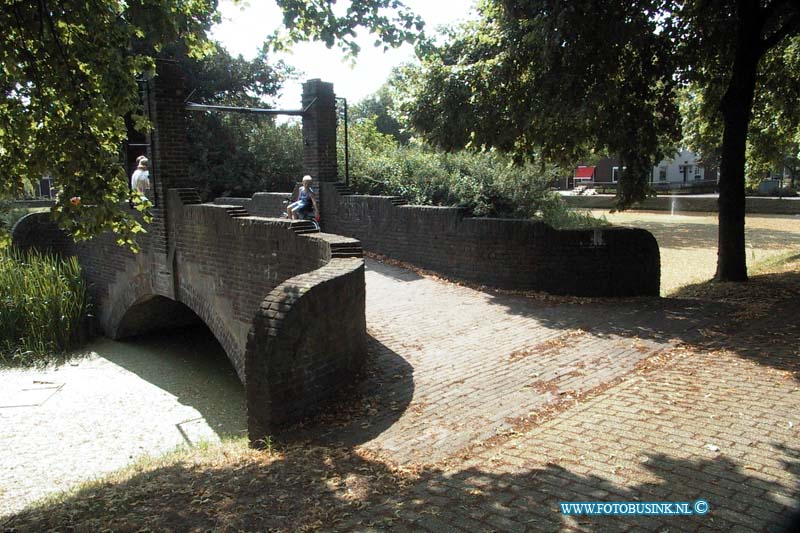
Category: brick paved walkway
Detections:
[
  {"x1": 347, "y1": 341, "x2": 799, "y2": 532},
  {"x1": 308, "y1": 259, "x2": 728, "y2": 462},
  {"x1": 301, "y1": 258, "x2": 800, "y2": 530}
]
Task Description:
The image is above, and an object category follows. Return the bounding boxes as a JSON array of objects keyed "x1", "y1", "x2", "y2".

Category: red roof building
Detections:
[{"x1": 574, "y1": 166, "x2": 596, "y2": 181}]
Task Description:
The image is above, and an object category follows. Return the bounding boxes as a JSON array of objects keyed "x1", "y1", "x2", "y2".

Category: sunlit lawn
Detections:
[{"x1": 590, "y1": 210, "x2": 800, "y2": 295}]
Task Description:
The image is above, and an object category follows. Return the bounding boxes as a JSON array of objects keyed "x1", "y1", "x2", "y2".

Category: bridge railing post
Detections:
[{"x1": 302, "y1": 79, "x2": 338, "y2": 217}]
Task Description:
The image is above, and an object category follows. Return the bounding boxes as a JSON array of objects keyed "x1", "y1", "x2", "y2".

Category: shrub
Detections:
[
  {"x1": 342, "y1": 119, "x2": 606, "y2": 229},
  {"x1": 0, "y1": 248, "x2": 91, "y2": 364},
  {"x1": 188, "y1": 115, "x2": 304, "y2": 200},
  {"x1": 0, "y1": 201, "x2": 30, "y2": 249}
]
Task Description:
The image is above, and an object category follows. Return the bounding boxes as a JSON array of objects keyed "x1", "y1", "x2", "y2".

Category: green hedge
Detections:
[
  {"x1": 341, "y1": 119, "x2": 605, "y2": 229},
  {"x1": 1, "y1": 248, "x2": 91, "y2": 364}
]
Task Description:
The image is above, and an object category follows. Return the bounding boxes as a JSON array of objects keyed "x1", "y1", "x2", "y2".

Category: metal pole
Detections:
[{"x1": 343, "y1": 98, "x2": 350, "y2": 187}]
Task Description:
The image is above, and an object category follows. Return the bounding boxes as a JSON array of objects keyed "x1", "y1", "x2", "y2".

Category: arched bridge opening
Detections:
[
  {"x1": 114, "y1": 295, "x2": 204, "y2": 340},
  {"x1": 104, "y1": 294, "x2": 247, "y2": 440}
]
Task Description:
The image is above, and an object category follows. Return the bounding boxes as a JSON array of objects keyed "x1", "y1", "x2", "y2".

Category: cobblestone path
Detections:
[
  {"x1": 311, "y1": 259, "x2": 726, "y2": 463},
  {"x1": 303, "y1": 258, "x2": 800, "y2": 530}
]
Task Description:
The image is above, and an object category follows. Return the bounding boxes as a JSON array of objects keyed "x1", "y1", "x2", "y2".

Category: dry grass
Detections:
[
  {"x1": 2, "y1": 437, "x2": 421, "y2": 532},
  {"x1": 590, "y1": 210, "x2": 800, "y2": 295}
]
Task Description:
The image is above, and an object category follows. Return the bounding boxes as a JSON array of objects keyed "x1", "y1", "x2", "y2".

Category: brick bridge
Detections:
[{"x1": 14, "y1": 61, "x2": 661, "y2": 443}]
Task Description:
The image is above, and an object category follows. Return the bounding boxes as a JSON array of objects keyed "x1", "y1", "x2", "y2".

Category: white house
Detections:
[{"x1": 651, "y1": 149, "x2": 711, "y2": 185}]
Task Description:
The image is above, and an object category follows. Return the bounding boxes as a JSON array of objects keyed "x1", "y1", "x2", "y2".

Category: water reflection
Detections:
[
  {"x1": 0, "y1": 326, "x2": 247, "y2": 516},
  {"x1": 95, "y1": 325, "x2": 247, "y2": 440}
]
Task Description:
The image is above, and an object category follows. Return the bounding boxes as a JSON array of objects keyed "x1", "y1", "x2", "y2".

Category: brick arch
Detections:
[{"x1": 109, "y1": 289, "x2": 247, "y2": 383}]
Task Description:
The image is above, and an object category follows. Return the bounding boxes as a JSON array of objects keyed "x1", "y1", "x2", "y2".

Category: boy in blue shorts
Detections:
[{"x1": 287, "y1": 175, "x2": 319, "y2": 220}]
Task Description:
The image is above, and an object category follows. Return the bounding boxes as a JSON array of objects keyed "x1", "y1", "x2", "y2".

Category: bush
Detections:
[
  {"x1": 188, "y1": 115, "x2": 304, "y2": 200},
  {"x1": 0, "y1": 201, "x2": 30, "y2": 248},
  {"x1": 0, "y1": 248, "x2": 91, "y2": 364},
  {"x1": 341, "y1": 119, "x2": 606, "y2": 229}
]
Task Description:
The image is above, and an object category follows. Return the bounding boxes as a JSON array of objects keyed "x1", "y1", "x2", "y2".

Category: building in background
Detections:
[
  {"x1": 571, "y1": 149, "x2": 718, "y2": 191},
  {"x1": 34, "y1": 176, "x2": 56, "y2": 199}
]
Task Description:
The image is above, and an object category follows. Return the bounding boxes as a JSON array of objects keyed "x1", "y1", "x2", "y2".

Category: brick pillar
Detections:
[
  {"x1": 142, "y1": 59, "x2": 193, "y2": 297},
  {"x1": 302, "y1": 79, "x2": 337, "y2": 182},
  {"x1": 150, "y1": 60, "x2": 193, "y2": 195}
]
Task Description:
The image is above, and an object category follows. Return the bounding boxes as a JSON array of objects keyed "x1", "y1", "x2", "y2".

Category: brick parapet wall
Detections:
[
  {"x1": 12, "y1": 191, "x2": 368, "y2": 436},
  {"x1": 166, "y1": 190, "x2": 361, "y2": 380},
  {"x1": 213, "y1": 192, "x2": 291, "y2": 217},
  {"x1": 320, "y1": 183, "x2": 660, "y2": 296},
  {"x1": 245, "y1": 257, "x2": 366, "y2": 443}
]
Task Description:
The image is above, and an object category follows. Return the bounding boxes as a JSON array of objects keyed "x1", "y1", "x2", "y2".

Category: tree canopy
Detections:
[
  {"x1": 401, "y1": 0, "x2": 800, "y2": 281},
  {"x1": 402, "y1": 0, "x2": 682, "y2": 207},
  {"x1": 0, "y1": 0, "x2": 423, "y2": 247},
  {"x1": 681, "y1": 34, "x2": 800, "y2": 187}
]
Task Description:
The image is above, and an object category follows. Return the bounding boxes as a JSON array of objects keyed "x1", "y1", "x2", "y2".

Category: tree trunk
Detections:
[{"x1": 715, "y1": 0, "x2": 762, "y2": 282}]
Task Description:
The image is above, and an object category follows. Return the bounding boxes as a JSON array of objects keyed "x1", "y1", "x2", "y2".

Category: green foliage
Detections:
[
  {"x1": 0, "y1": 0, "x2": 217, "y2": 250},
  {"x1": 681, "y1": 34, "x2": 800, "y2": 187},
  {"x1": 178, "y1": 46, "x2": 304, "y2": 197},
  {"x1": 189, "y1": 117, "x2": 304, "y2": 197},
  {"x1": 401, "y1": 0, "x2": 681, "y2": 209},
  {"x1": 399, "y1": 0, "x2": 800, "y2": 280},
  {"x1": 350, "y1": 72, "x2": 411, "y2": 144},
  {"x1": 343, "y1": 119, "x2": 604, "y2": 229},
  {"x1": 0, "y1": 247, "x2": 91, "y2": 364},
  {"x1": 1, "y1": 0, "x2": 424, "y2": 248},
  {"x1": 271, "y1": 0, "x2": 424, "y2": 56}
]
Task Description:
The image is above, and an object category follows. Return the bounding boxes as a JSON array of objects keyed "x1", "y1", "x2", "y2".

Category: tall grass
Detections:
[{"x1": 0, "y1": 247, "x2": 91, "y2": 364}]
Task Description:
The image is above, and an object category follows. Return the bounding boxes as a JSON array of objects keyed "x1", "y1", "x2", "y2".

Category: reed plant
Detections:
[{"x1": 0, "y1": 247, "x2": 91, "y2": 364}]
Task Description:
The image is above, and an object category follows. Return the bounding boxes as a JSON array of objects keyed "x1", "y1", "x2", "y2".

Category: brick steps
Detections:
[
  {"x1": 225, "y1": 207, "x2": 250, "y2": 218},
  {"x1": 174, "y1": 188, "x2": 202, "y2": 205},
  {"x1": 332, "y1": 182, "x2": 354, "y2": 196},
  {"x1": 290, "y1": 220, "x2": 320, "y2": 235},
  {"x1": 329, "y1": 242, "x2": 363, "y2": 258}
]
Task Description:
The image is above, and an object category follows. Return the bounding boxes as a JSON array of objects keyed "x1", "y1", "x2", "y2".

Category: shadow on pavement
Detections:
[
  {"x1": 274, "y1": 335, "x2": 415, "y2": 448},
  {"x1": 366, "y1": 257, "x2": 425, "y2": 282},
  {"x1": 4, "y1": 438, "x2": 797, "y2": 531},
  {"x1": 480, "y1": 268, "x2": 800, "y2": 380}
]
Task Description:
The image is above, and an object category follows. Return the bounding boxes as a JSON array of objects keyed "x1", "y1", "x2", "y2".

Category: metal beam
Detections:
[
  {"x1": 184, "y1": 97, "x2": 318, "y2": 117},
  {"x1": 185, "y1": 102, "x2": 305, "y2": 116}
]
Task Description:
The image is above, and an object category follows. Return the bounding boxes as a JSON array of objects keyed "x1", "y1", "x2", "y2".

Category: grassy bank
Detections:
[{"x1": 0, "y1": 247, "x2": 91, "y2": 365}]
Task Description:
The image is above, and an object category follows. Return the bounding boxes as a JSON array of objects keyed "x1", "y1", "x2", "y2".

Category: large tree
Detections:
[
  {"x1": 681, "y1": 1, "x2": 800, "y2": 280},
  {"x1": 403, "y1": 0, "x2": 800, "y2": 282},
  {"x1": 0, "y1": 0, "x2": 422, "y2": 247},
  {"x1": 681, "y1": 32, "x2": 800, "y2": 190}
]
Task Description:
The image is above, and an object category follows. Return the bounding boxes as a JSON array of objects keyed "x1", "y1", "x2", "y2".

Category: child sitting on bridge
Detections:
[{"x1": 286, "y1": 175, "x2": 319, "y2": 220}]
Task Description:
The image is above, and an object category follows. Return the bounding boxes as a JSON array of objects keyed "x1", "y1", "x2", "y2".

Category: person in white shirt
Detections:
[{"x1": 131, "y1": 156, "x2": 150, "y2": 200}]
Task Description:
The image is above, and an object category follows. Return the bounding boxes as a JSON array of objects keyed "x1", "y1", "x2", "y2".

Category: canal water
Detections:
[{"x1": 0, "y1": 325, "x2": 245, "y2": 516}]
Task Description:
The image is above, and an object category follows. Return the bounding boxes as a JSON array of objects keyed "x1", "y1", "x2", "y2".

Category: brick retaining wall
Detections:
[{"x1": 319, "y1": 185, "x2": 660, "y2": 297}]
